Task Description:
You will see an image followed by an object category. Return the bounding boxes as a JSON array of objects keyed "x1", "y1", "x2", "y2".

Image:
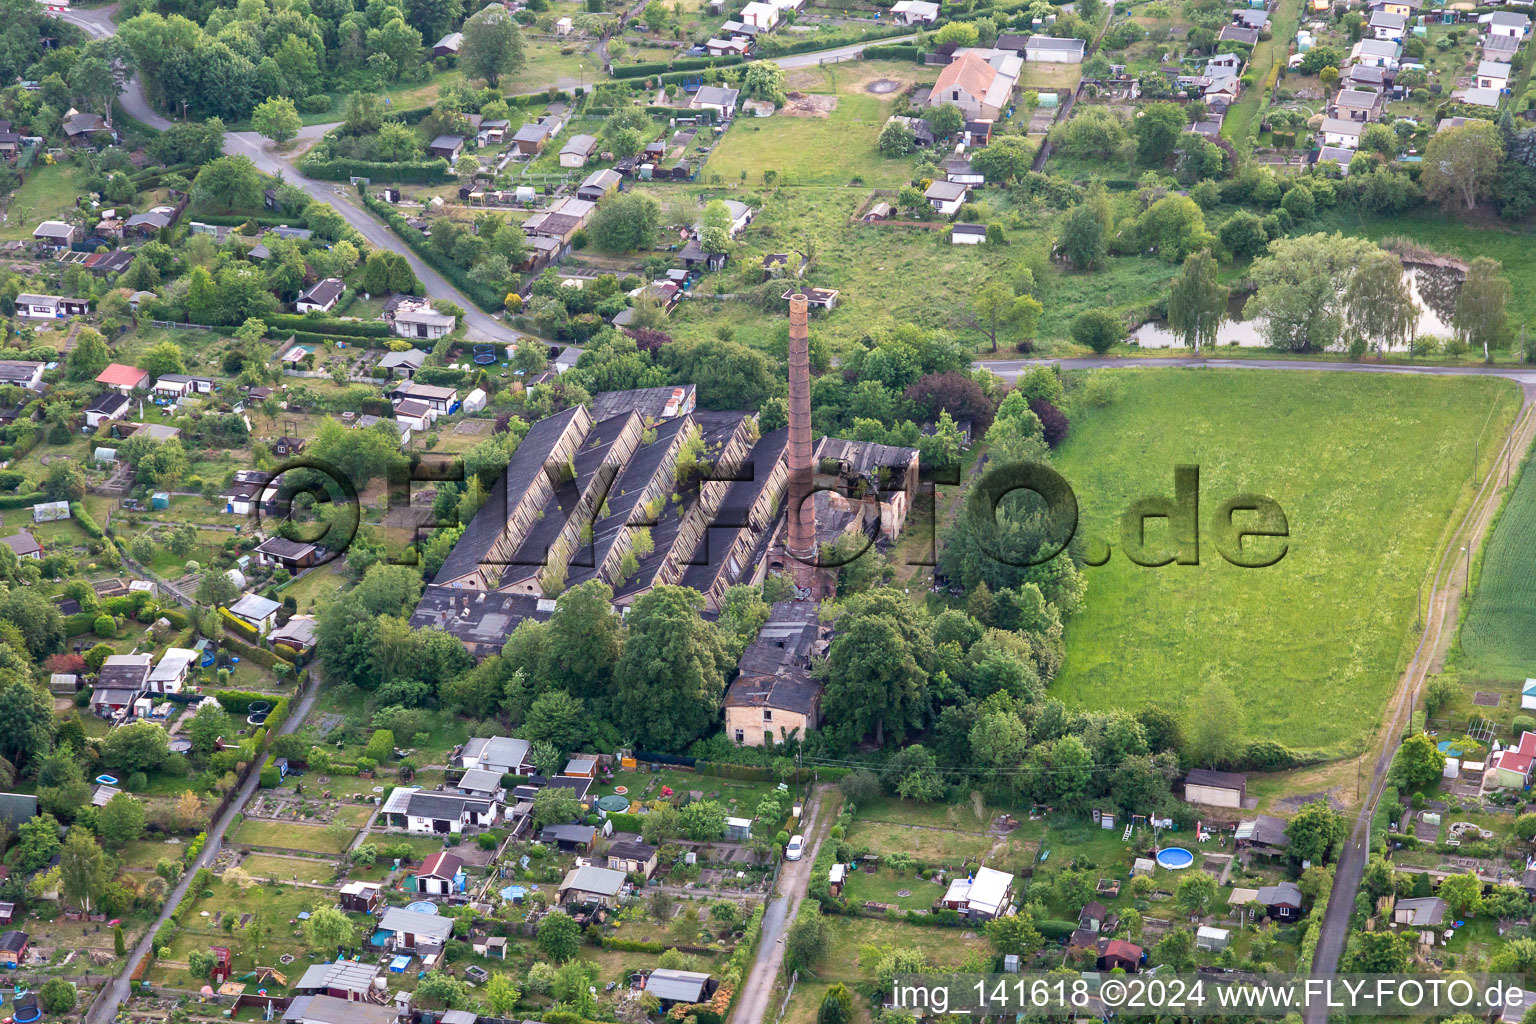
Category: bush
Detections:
[
  {"x1": 298, "y1": 156, "x2": 452, "y2": 184},
  {"x1": 299, "y1": 95, "x2": 333, "y2": 114},
  {"x1": 93, "y1": 614, "x2": 115, "y2": 638},
  {"x1": 262, "y1": 314, "x2": 392, "y2": 337},
  {"x1": 1071, "y1": 308, "x2": 1124, "y2": 353},
  {"x1": 1037, "y1": 919, "x2": 1078, "y2": 940}
]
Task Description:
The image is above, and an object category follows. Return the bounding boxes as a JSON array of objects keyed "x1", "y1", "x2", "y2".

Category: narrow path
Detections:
[
  {"x1": 85, "y1": 672, "x2": 326, "y2": 1024},
  {"x1": 976, "y1": 354, "x2": 1536, "y2": 384},
  {"x1": 729, "y1": 783, "x2": 832, "y2": 1024}
]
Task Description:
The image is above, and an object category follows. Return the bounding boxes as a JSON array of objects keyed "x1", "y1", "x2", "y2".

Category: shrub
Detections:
[{"x1": 93, "y1": 614, "x2": 115, "y2": 638}]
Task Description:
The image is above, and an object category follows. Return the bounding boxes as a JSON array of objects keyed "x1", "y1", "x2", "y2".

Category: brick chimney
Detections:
[{"x1": 785, "y1": 293, "x2": 817, "y2": 587}]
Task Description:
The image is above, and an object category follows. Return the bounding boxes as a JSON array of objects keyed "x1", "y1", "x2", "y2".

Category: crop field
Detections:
[
  {"x1": 1458, "y1": 453, "x2": 1536, "y2": 681},
  {"x1": 1049, "y1": 369, "x2": 1520, "y2": 757}
]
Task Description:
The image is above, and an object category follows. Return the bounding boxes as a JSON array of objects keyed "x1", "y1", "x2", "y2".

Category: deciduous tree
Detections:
[
  {"x1": 461, "y1": 5, "x2": 526, "y2": 86},
  {"x1": 1422, "y1": 120, "x2": 1503, "y2": 211},
  {"x1": 1167, "y1": 249, "x2": 1227, "y2": 355}
]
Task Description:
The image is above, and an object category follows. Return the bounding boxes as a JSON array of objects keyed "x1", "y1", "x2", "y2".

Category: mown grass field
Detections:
[
  {"x1": 1049, "y1": 369, "x2": 1520, "y2": 758},
  {"x1": 229, "y1": 819, "x2": 356, "y2": 854},
  {"x1": 1458, "y1": 453, "x2": 1536, "y2": 682},
  {"x1": 0, "y1": 163, "x2": 85, "y2": 241}
]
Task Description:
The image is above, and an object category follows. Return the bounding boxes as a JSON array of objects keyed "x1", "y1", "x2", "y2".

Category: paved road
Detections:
[
  {"x1": 730, "y1": 784, "x2": 832, "y2": 1024},
  {"x1": 976, "y1": 354, "x2": 1536, "y2": 383},
  {"x1": 85, "y1": 674, "x2": 326, "y2": 1024}
]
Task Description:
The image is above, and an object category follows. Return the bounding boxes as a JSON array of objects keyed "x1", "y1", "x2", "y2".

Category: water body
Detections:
[{"x1": 1131, "y1": 264, "x2": 1460, "y2": 350}]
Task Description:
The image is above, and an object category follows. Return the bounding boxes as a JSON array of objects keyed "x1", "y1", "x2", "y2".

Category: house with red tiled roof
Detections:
[
  {"x1": 96, "y1": 363, "x2": 149, "y2": 394},
  {"x1": 1489, "y1": 732, "x2": 1536, "y2": 789},
  {"x1": 927, "y1": 52, "x2": 1015, "y2": 120}
]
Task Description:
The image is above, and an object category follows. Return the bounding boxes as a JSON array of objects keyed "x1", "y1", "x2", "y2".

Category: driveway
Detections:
[{"x1": 729, "y1": 783, "x2": 834, "y2": 1024}]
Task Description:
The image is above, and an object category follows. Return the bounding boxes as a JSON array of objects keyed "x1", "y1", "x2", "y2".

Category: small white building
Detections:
[
  {"x1": 16, "y1": 293, "x2": 88, "y2": 319},
  {"x1": 924, "y1": 179, "x2": 968, "y2": 217},
  {"x1": 296, "y1": 278, "x2": 344, "y2": 314},
  {"x1": 147, "y1": 648, "x2": 196, "y2": 694},
  {"x1": 462, "y1": 388, "x2": 487, "y2": 414},
  {"x1": 392, "y1": 298, "x2": 456, "y2": 340},
  {"x1": 889, "y1": 0, "x2": 940, "y2": 22},
  {"x1": 739, "y1": 1, "x2": 779, "y2": 28},
  {"x1": 1196, "y1": 926, "x2": 1231, "y2": 952},
  {"x1": 1487, "y1": 11, "x2": 1531, "y2": 38},
  {"x1": 227, "y1": 593, "x2": 280, "y2": 633},
  {"x1": 1477, "y1": 60, "x2": 1512, "y2": 90},
  {"x1": 1319, "y1": 117, "x2": 1365, "y2": 149},
  {"x1": 1523, "y1": 679, "x2": 1536, "y2": 710},
  {"x1": 951, "y1": 223, "x2": 987, "y2": 245},
  {"x1": 1025, "y1": 36, "x2": 1086, "y2": 62}
]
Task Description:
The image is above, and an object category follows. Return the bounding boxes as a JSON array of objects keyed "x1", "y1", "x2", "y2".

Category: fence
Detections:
[{"x1": 146, "y1": 319, "x2": 217, "y2": 331}]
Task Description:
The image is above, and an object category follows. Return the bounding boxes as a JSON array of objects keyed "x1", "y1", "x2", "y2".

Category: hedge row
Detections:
[
  {"x1": 0, "y1": 491, "x2": 46, "y2": 510},
  {"x1": 760, "y1": 27, "x2": 910, "y2": 57},
  {"x1": 300, "y1": 156, "x2": 453, "y2": 184},
  {"x1": 223, "y1": 632, "x2": 296, "y2": 668},
  {"x1": 862, "y1": 44, "x2": 922, "y2": 61},
  {"x1": 262, "y1": 313, "x2": 393, "y2": 337},
  {"x1": 65, "y1": 611, "x2": 99, "y2": 637},
  {"x1": 218, "y1": 608, "x2": 261, "y2": 642},
  {"x1": 280, "y1": 330, "x2": 380, "y2": 350},
  {"x1": 131, "y1": 161, "x2": 196, "y2": 182},
  {"x1": 186, "y1": 212, "x2": 309, "y2": 229},
  {"x1": 358, "y1": 189, "x2": 503, "y2": 312},
  {"x1": 612, "y1": 55, "x2": 744, "y2": 78}
]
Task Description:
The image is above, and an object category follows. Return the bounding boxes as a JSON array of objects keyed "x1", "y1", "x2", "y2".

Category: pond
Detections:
[{"x1": 1131, "y1": 264, "x2": 1460, "y2": 350}]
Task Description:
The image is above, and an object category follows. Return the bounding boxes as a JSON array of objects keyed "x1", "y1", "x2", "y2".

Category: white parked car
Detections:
[{"x1": 785, "y1": 834, "x2": 805, "y2": 860}]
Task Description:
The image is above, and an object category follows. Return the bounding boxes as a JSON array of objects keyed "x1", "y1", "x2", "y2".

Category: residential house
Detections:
[
  {"x1": 1392, "y1": 896, "x2": 1447, "y2": 946},
  {"x1": 944, "y1": 153, "x2": 984, "y2": 185},
  {"x1": 0, "y1": 532, "x2": 39, "y2": 560},
  {"x1": 643, "y1": 970, "x2": 718, "y2": 1010},
  {"x1": 924, "y1": 179, "x2": 968, "y2": 216},
  {"x1": 255, "y1": 536, "x2": 319, "y2": 571},
  {"x1": 220, "y1": 470, "x2": 274, "y2": 516},
  {"x1": 293, "y1": 960, "x2": 382, "y2": 1002},
  {"x1": 952, "y1": 223, "x2": 987, "y2": 245},
  {"x1": 559, "y1": 134, "x2": 598, "y2": 168},
  {"x1": 429, "y1": 135, "x2": 465, "y2": 162},
  {"x1": 1025, "y1": 36, "x2": 1086, "y2": 62},
  {"x1": 391, "y1": 298, "x2": 456, "y2": 340},
  {"x1": 270, "y1": 615, "x2": 318, "y2": 655},
  {"x1": 417, "y1": 851, "x2": 465, "y2": 895},
  {"x1": 606, "y1": 835, "x2": 659, "y2": 878},
  {"x1": 928, "y1": 52, "x2": 1013, "y2": 120},
  {"x1": 377, "y1": 349, "x2": 428, "y2": 376},
  {"x1": 284, "y1": 996, "x2": 397, "y2": 1024},
  {"x1": 1370, "y1": 9, "x2": 1407, "y2": 36},
  {"x1": 705, "y1": 35, "x2": 753, "y2": 56},
  {"x1": 433, "y1": 31, "x2": 463, "y2": 55},
  {"x1": 153, "y1": 373, "x2": 216, "y2": 399},
  {"x1": 558, "y1": 864, "x2": 627, "y2": 907},
  {"x1": 1219, "y1": 24, "x2": 1261, "y2": 44},
  {"x1": 402, "y1": 790, "x2": 497, "y2": 834},
  {"x1": 1257, "y1": 881, "x2": 1305, "y2": 921},
  {"x1": 296, "y1": 278, "x2": 344, "y2": 314},
  {"x1": 576, "y1": 168, "x2": 623, "y2": 202},
  {"x1": 62, "y1": 111, "x2": 119, "y2": 146},
  {"x1": 1489, "y1": 731, "x2": 1536, "y2": 789},
  {"x1": 337, "y1": 880, "x2": 383, "y2": 913},
  {"x1": 377, "y1": 906, "x2": 455, "y2": 954},
  {"x1": 1319, "y1": 117, "x2": 1365, "y2": 149},
  {"x1": 724, "y1": 601, "x2": 827, "y2": 746},
  {"x1": 540, "y1": 823, "x2": 597, "y2": 852},
  {"x1": 1487, "y1": 11, "x2": 1531, "y2": 37},
  {"x1": 937, "y1": 866, "x2": 1015, "y2": 920},
  {"x1": 16, "y1": 293, "x2": 88, "y2": 319},
  {"x1": 1235, "y1": 814, "x2": 1291, "y2": 856},
  {"x1": 0, "y1": 931, "x2": 26, "y2": 969},
  {"x1": 1351, "y1": 38, "x2": 1402, "y2": 68},
  {"x1": 393, "y1": 381, "x2": 458, "y2": 415},
  {"x1": 1183, "y1": 769, "x2": 1248, "y2": 808},
  {"x1": 889, "y1": 0, "x2": 940, "y2": 22},
  {"x1": 1478, "y1": 59, "x2": 1512, "y2": 90},
  {"x1": 691, "y1": 85, "x2": 741, "y2": 119},
  {"x1": 458, "y1": 736, "x2": 536, "y2": 775},
  {"x1": 228, "y1": 593, "x2": 280, "y2": 634},
  {"x1": 1346, "y1": 64, "x2": 1388, "y2": 88},
  {"x1": 455, "y1": 768, "x2": 505, "y2": 801},
  {"x1": 0, "y1": 361, "x2": 42, "y2": 391},
  {"x1": 1483, "y1": 32, "x2": 1520, "y2": 60},
  {"x1": 32, "y1": 220, "x2": 75, "y2": 249},
  {"x1": 124, "y1": 206, "x2": 180, "y2": 235},
  {"x1": 91, "y1": 654, "x2": 151, "y2": 718},
  {"x1": 739, "y1": 0, "x2": 779, "y2": 28},
  {"x1": 95, "y1": 363, "x2": 150, "y2": 394},
  {"x1": 511, "y1": 122, "x2": 552, "y2": 156},
  {"x1": 147, "y1": 648, "x2": 196, "y2": 694},
  {"x1": 1333, "y1": 88, "x2": 1383, "y2": 120}
]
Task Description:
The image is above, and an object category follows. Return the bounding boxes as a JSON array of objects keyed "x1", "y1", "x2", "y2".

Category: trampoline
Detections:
[
  {"x1": 95, "y1": 775, "x2": 118, "y2": 785},
  {"x1": 473, "y1": 345, "x2": 496, "y2": 365},
  {"x1": 247, "y1": 700, "x2": 271, "y2": 726},
  {"x1": 1156, "y1": 848, "x2": 1195, "y2": 870},
  {"x1": 596, "y1": 794, "x2": 630, "y2": 813},
  {"x1": 405, "y1": 901, "x2": 438, "y2": 914}
]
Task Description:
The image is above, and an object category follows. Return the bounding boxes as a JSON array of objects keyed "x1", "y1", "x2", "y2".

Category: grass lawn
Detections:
[
  {"x1": 1456, "y1": 451, "x2": 1536, "y2": 683},
  {"x1": 1221, "y1": 0, "x2": 1303, "y2": 149},
  {"x1": 843, "y1": 819, "x2": 1001, "y2": 863},
  {"x1": 238, "y1": 854, "x2": 340, "y2": 882},
  {"x1": 0, "y1": 163, "x2": 86, "y2": 241},
  {"x1": 1049, "y1": 369, "x2": 1520, "y2": 758},
  {"x1": 704, "y1": 63, "x2": 929, "y2": 187},
  {"x1": 276, "y1": 562, "x2": 354, "y2": 615},
  {"x1": 230, "y1": 818, "x2": 356, "y2": 855}
]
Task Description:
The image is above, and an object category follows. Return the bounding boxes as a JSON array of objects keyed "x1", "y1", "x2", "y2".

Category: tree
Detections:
[
  {"x1": 100, "y1": 720, "x2": 169, "y2": 775},
  {"x1": 1220, "y1": 211, "x2": 1269, "y2": 260},
  {"x1": 251, "y1": 97, "x2": 302, "y2": 146},
  {"x1": 969, "y1": 281, "x2": 1041, "y2": 353},
  {"x1": 139, "y1": 340, "x2": 186, "y2": 379},
  {"x1": 1422, "y1": 120, "x2": 1503, "y2": 211},
  {"x1": 461, "y1": 5, "x2": 526, "y2": 86},
  {"x1": 589, "y1": 193, "x2": 661, "y2": 253},
  {"x1": 1244, "y1": 233, "x2": 1378, "y2": 351},
  {"x1": 986, "y1": 912, "x2": 1044, "y2": 959},
  {"x1": 785, "y1": 904, "x2": 828, "y2": 974},
  {"x1": 192, "y1": 155, "x2": 264, "y2": 211},
  {"x1": 1057, "y1": 203, "x2": 1106, "y2": 270},
  {"x1": 66, "y1": 328, "x2": 110, "y2": 381},
  {"x1": 1389, "y1": 732, "x2": 1444, "y2": 789},
  {"x1": 1344, "y1": 251, "x2": 1416, "y2": 355},
  {"x1": 1154, "y1": 927, "x2": 1195, "y2": 971},
  {"x1": 1175, "y1": 870, "x2": 1219, "y2": 918},
  {"x1": 38, "y1": 980, "x2": 76, "y2": 1015},
  {"x1": 1454, "y1": 256, "x2": 1511, "y2": 357},
  {"x1": 1135, "y1": 102, "x2": 1187, "y2": 165},
  {"x1": 878, "y1": 119, "x2": 916, "y2": 156},
  {"x1": 1167, "y1": 249, "x2": 1227, "y2": 355},
  {"x1": 1137, "y1": 195, "x2": 1214, "y2": 262},
  {"x1": 59, "y1": 828, "x2": 109, "y2": 913},
  {"x1": 823, "y1": 609, "x2": 929, "y2": 748},
  {"x1": 1285, "y1": 799, "x2": 1345, "y2": 865},
  {"x1": 818, "y1": 984, "x2": 853, "y2": 1024},
  {"x1": 1186, "y1": 680, "x2": 1242, "y2": 768},
  {"x1": 486, "y1": 974, "x2": 521, "y2": 1016},
  {"x1": 531, "y1": 785, "x2": 581, "y2": 830},
  {"x1": 196, "y1": 567, "x2": 240, "y2": 608},
  {"x1": 929, "y1": 103, "x2": 963, "y2": 139},
  {"x1": 303, "y1": 906, "x2": 356, "y2": 951},
  {"x1": 1347, "y1": 931, "x2": 1411, "y2": 972},
  {"x1": 96, "y1": 793, "x2": 146, "y2": 848},
  {"x1": 542, "y1": 580, "x2": 625, "y2": 703},
  {"x1": 537, "y1": 910, "x2": 581, "y2": 961},
  {"x1": 307, "y1": 418, "x2": 408, "y2": 487},
  {"x1": 614, "y1": 587, "x2": 730, "y2": 750},
  {"x1": 1071, "y1": 308, "x2": 1123, "y2": 353},
  {"x1": 742, "y1": 61, "x2": 786, "y2": 105},
  {"x1": 43, "y1": 462, "x2": 85, "y2": 503}
]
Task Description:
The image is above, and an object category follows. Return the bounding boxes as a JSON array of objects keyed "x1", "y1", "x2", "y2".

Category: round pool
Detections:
[
  {"x1": 1156, "y1": 847, "x2": 1195, "y2": 870},
  {"x1": 405, "y1": 901, "x2": 438, "y2": 915}
]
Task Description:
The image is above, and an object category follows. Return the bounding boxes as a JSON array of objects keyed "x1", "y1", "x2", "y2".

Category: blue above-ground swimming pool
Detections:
[
  {"x1": 95, "y1": 775, "x2": 118, "y2": 785},
  {"x1": 405, "y1": 901, "x2": 438, "y2": 914},
  {"x1": 1156, "y1": 847, "x2": 1195, "y2": 869}
]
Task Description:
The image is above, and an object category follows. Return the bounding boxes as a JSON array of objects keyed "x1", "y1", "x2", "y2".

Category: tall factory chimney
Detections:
[{"x1": 785, "y1": 292, "x2": 817, "y2": 588}]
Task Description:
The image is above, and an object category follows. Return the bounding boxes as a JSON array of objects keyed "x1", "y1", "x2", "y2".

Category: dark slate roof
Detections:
[
  {"x1": 405, "y1": 791, "x2": 492, "y2": 819},
  {"x1": 607, "y1": 837, "x2": 657, "y2": 861},
  {"x1": 0, "y1": 794, "x2": 37, "y2": 828},
  {"x1": 1185, "y1": 768, "x2": 1248, "y2": 792}
]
